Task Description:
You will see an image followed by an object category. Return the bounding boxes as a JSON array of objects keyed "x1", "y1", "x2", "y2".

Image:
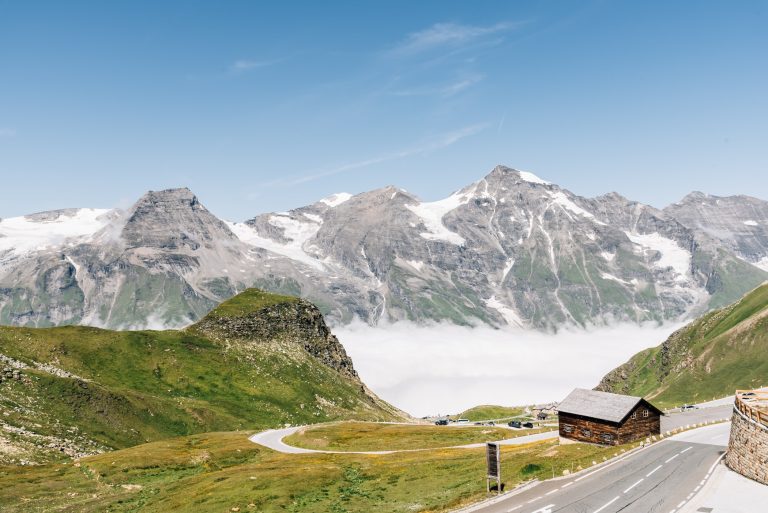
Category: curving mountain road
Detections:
[{"x1": 249, "y1": 425, "x2": 559, "y2": 454}]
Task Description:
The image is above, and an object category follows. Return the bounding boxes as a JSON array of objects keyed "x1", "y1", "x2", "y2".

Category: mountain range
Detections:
[{"x1": 1, "y1": 165, "x2": 767, "y2": 330}]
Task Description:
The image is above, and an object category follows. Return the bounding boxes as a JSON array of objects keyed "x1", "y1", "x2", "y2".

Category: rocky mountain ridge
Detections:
[{"x1": 1, "y1": 165, "x2": 767, "y2": 330}]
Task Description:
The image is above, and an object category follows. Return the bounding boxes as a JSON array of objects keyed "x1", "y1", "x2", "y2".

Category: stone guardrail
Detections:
[{"x1": 725, "y1": 389, "x2": 768, "y2": 485}]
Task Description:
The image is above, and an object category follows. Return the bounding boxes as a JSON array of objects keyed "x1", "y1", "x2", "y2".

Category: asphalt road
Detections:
[
  {"x1": 661, "y1": 404, "x2": 732, "y2": 431},
  {"x1": 464, "y1": 422, "x2": 730, "y2": 513}
]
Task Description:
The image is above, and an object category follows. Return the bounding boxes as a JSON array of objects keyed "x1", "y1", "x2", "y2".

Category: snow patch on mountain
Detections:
[
  {"x1": 624, "y1": 232, "x2": 691, "y2": 280},
  {"x1": 406, "y1": 192, "x2": 469, "y2": 245},
  {"x1": 320, "y1": 192, "x2": 352, "y2": 208},
  {"x1": 225, "y1": 220, "x2": 325, "y2": 271},
  {"x1": 0, "y1": 208, "x2": 112, "y2": 260},
  {"x1": 744, "y1": 220, "x2": 759, "y2": 227},
  {"x1": 518, "y1": 171, "x2": 551, "y2": 185},
  {"x1": 548, "y1": 191, "x2": 604, "y2": 224},
  {"x1": 484, "y1": 296, "x2": 523, "y2": 327},
  {"x1": 753, "y1": 256, "x2": 768, "y2": 272}
]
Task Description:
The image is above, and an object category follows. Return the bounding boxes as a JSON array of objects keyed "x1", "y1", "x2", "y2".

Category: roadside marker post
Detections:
[{"x1": 486, "y1": 442, "x2": 501, "y2": 495}]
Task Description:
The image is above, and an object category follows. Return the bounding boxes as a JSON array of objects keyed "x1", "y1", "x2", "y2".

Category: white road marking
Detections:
[
  {"x1": 646, "y1": 465, "x2": 663, "y2": 477},
  {"x1": 694, "y1": 486, "x2": 700, "y2": 492},
  {"x1": 680, "y1": 447, "x2": 692, "y2": 454},
  {"x1": 623, "y1": 478, "x2": 643, "y2": 493},
  {"x1": 506, "y1": 506, "x2": 522, "y2": 512},
  {"x1": 665, "y1": 454, "x2": 679, "y2": 463},
  {"x1": 574, "y1": 446, "x2": 647, "y2": 482},
  {"x1": 677, "y1": 500, "x2": 686, "y2": 508},
  {"x1": 560, "y1": 482, "x2": 573, "y2": 488},
  {"x1": 545, "y1": 489, "x2": 558, "y2": 496},
  {"x1": 593, "y1": 495, "x2": 620, "y2": 513},
  {"x1": 527, "y1": 496, "x2": 543, "y2": 504},
  {"x1": 530, "y1": 505, "x2": 554, "y2": 513}
]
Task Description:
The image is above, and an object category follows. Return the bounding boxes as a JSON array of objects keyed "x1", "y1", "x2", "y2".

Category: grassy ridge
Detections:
[
  {"x1": 0, "y1": 290, "x2": 400, "y2": 464},
  {"x1": 597, "y1": 283, "x2": 768, "y2": 407},
  {"x1": 0, "y1": 430, "x2": 631, "y2": 513},
  {"x1": 456, "y1": 405, "x2": 526, "y2": 421}
]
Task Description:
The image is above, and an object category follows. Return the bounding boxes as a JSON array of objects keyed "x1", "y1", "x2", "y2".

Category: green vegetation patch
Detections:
[
  {"x1": 201, "y1": 288, "x2": 300, "y2": 319},
  {"x1": 283, "y1": 422, "x2": 552, "y2": 452},
  {"x1": 0, "y1": 430, "x2": 634, "y2": 513},
  {"x1": 456, "y1": 405, "x2": 526, "y2": 422}
]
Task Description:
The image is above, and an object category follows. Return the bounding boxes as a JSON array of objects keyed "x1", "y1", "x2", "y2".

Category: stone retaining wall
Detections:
[{"x1": 725, "y1": 406, "x2": 768, "y2": 485}]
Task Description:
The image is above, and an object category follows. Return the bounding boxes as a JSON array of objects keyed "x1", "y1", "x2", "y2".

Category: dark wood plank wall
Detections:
[
  {"x1": 617, "y1": 402, "x2": 661, "y2": 444},
  {"x1": 558, "y1": 412, "x2": 620, "y2": 445}
]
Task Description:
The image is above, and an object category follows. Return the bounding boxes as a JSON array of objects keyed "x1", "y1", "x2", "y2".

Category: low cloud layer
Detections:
[{"x1": 336, "y1": 322, "x2": 681, "y2": 418}]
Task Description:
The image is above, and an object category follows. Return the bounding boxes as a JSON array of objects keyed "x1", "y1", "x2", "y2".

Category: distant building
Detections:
[{"x1": 557, "y1": 388, "x2": 662, "y2": 445}]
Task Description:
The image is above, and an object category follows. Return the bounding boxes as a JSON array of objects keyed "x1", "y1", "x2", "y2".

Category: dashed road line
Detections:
[
  {"x1": 680, "y1": 446, "x2": 692, "y2": 454},
  {"x1": 544, "y1": 489, "x2": 558, "y2": 496},
  {"x1": 665, "y1": 454, "x2": 679, "y2": 463},
  {"x1": 623, "y1": 478, "x2": 643, "y2": 493},
  {"x1": 646, "y1": 464, "x2": 663, "y2": 477},
  {"x1": 560, "y1": 481, "x2": 573, "y2": 488},
  {"x1": 506, "y1": 505, "x2": 521, "y2": 512},
  {"x1": 593, "y1": 495, "x2": 620, "y2": 513},
  {"x1": 526, "y1": 496, "x2": 542, "y2": 504}
]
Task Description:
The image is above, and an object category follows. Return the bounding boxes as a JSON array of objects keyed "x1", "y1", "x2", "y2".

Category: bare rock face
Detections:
[
  {"x1": 191, "y1": 292, "x2": 359, "y2": 380},
  {"x1": 665, "y1": 192, "x2": 768, "y2": 271}
]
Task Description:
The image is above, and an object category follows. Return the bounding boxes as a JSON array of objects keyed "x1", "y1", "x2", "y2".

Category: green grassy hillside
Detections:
[
  {"x1": 0, "y1": 289, "x2": 401, "y2": 465},
  {"x1": 455, "y1": 405, "x2": 526, "y2": 421},
  {"x1": 597, "y1": 283, "x2": 768, "y2": 407},
  {"x1": 0, "y1": 429, "x2": 626, "y2": 513}
]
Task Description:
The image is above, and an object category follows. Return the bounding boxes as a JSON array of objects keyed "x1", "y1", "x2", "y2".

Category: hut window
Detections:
[
  {"x1": 562, "y1": 424, "x2": 574, "y2": 433},
  {"x1": 631, "y1": 412, "x2": 637, "y2": 419},
  {"x1": 601, "y1": 433, "x2": 613, "y2": 443},
  {"x1": 581, "y1": 428, "x2": 592, "y2": 437},
  {"x1": 643, "y1": 409, "x2": 649, "y2": 418}
]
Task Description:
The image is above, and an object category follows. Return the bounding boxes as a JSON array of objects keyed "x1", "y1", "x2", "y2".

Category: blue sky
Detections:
[{"x1": 1, "y1": 1, "x2": 766, "y2": 220}]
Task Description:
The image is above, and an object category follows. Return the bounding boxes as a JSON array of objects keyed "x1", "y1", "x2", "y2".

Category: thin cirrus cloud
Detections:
[
  {"x1": 229, "y1": 59, "x2": 277, "y2": 73},
  {"x1": 264, "y1": 123, "x2": 488, "y2": 187},
  {"x1": 388, "y1": 21, "x2": 519, "y2": 56},
  {"x1": 390, "y1": 73, "x2": 485, "y2": 98}
]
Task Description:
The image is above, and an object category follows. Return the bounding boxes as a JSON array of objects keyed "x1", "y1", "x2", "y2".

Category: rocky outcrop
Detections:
[{"x1": 192, "y1": 293, "x2": 359, "y2": 380}]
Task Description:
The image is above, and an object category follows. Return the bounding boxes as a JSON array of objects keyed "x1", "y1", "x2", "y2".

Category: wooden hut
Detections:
[{"x1": 557, "y1": 388, "x2": 662, "y2": 445}]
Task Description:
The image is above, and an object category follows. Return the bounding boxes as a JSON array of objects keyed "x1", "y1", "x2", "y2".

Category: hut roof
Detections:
[{"x1": 557, "y1": 388, "x2": 660, "y2": 423}]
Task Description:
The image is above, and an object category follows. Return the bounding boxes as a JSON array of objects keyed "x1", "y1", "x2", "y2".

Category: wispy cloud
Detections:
[
  {"x1": 229, "y1": 59, "x2": 277, "y2": 73},
  {"x1": 389, "y1": 22, "x2": 519, "y2": 56},
  {"x1": 0, "y1": 128, "x2": 17, "y2": 138},
  {"x1": 265, "y1": 123, "x2": 487, "y2": 187},
  {"x1": 391, "y1": 74, "x2": 484, "y2": 98}
]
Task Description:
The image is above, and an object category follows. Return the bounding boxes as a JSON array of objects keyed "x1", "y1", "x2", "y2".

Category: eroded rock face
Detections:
[{"x1": 192, "y1": 299, "x2": 359, "y2": 380}]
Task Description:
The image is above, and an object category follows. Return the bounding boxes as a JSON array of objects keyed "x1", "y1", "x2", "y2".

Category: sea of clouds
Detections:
[{"x1": 336, "y1": 322, "x2": 682, "y2": 418}]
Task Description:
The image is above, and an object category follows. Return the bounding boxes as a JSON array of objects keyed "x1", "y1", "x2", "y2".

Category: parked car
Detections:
[
  {"x1": 681, "y1": 404, "x2": 697, "y2": 411},
  {"x1": 487, "y1": 421, "x2": 495, "y2": 426},
  {"x1": 434, "y1": 419, "x2": 449, "y2": 426},
  {"x1": 508, "y1": 420, "x2": 522, "y2": 428},
  {"x1": 456, "y1": 418, "x2": 470, "y2": 424},
  {"x1": 522, "y1": 422, "x2": 534, "y2": 428}
]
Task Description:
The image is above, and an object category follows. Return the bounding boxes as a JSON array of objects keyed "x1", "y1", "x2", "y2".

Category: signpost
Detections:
[{"x1": 486, "y1": 442, "x2": 501, "y2": 494}]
